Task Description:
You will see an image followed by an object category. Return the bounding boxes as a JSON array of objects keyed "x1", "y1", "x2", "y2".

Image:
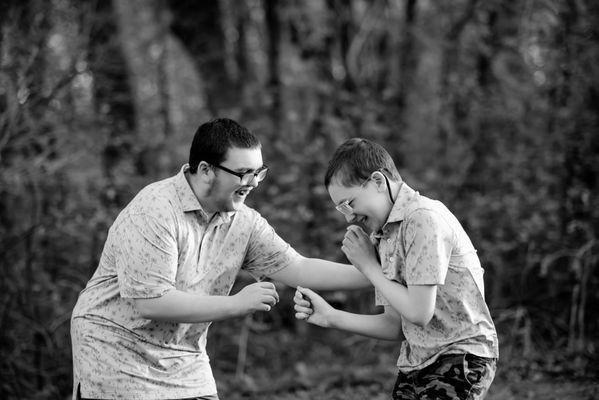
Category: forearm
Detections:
[
  {"x1": 366, "y1": 272, "x2": 432, "y2": 326},
  {"x1": 327, "y1": 309, "x2": 403, "y2": 341},
  {"x1": 134, "y1": 289, "x2": 243, "y2": 323},
  {"x1": 271, "y1": 256, "x2": 371, "y2": 290}
]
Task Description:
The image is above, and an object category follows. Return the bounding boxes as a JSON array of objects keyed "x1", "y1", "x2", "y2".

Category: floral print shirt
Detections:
[
  {"x1": 373, "y1": 183, "x2": 499, "y2": 373},
  {"x1": 71, "y1": 165, "x2": 300, "y2": 399}
]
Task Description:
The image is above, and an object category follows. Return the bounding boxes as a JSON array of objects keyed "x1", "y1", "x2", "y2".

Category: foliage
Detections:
[{"x1": 1, "y1": 0, "x2": 598, "y2": 398}]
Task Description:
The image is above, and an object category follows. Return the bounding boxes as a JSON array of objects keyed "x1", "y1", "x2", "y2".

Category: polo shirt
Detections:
[
  {"x1": 374, "y1": 183, "x2": 499, "y2": 373},
  {"x1": 71, "y1": 164, "x2": 300, "y2": 399}
]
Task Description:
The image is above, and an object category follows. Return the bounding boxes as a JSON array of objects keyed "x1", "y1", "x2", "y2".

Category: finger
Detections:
[
  {"x1": 295, "y1": 312, "x2": 310, "y2": 320},
  {"x1": 261, "y1": 285, "x2": 279, "y2": 303},
  {"x1": 294, "y1": 289, "x2": 311, "y2": 305},
  {"x1": 260, "y1": 282, "x2": 276, "y2": 290},
  {"x1": 296, "y1": 286, "x2": 312, "y2": 298},
  {"x1": 270, "y1": 288, "x2": 280, "y2": 303},
  {"x1": 347, "y1": 224, "x2": 365, "y2": 235},
  {"x1": 262, "y1": 304, "x2": 272, "y2": 312},
  {"x1": 345, "y1": 226, "x2": 360, "y2": 238},
  {"x1": 264, "y1": 294, "x2": 278, "y2": 306},
  {"x1": 294, "y1": 296, "x2": 311, "y2": 307},
  {"x1": 343, "y1": 234, "x2": 358, "y2": 247},
  {"x1": 341, "y1": 245, "x2": 349, "y2": 256},
  {"x1": 294, "y1": 304, "x2": 313, "y2": 314},
  {"x1": 343, "y1": 231, "x2": 355, "y2": 242}
]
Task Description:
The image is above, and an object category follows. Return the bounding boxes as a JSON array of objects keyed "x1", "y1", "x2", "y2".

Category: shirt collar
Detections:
[
  {"x1": 370, "y1": 182, "x2": 418, "y2": 241},
  {"x1": 386, "y1": 182, "x2": 418, "y2": 224},
  {"x1": 174, "y1": 164, "x2": 208, "y2": 217}
]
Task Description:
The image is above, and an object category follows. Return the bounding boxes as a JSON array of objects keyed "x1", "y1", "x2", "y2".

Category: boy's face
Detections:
[
  {"x1": 328, "y1": 174, "x2": 393, "y2": 234},
  {"x1": 207, "y1": 146, "x2": 264, "y2": 212}
]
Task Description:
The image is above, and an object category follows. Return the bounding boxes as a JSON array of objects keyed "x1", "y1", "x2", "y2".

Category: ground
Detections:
[{"x1": 209, "y1": 320, "x2": 598, "y2": 400}]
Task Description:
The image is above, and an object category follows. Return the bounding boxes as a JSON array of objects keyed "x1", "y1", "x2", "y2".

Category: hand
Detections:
[
  {"x1": 233, "y1": 281, "x2": 279, "y2": 314},
  {"x1": 293, "y1": 286, "x2": 335, "y2": 328},
  {"x1": 341, "y1": 225, "x2": 380, "y2": 277}
]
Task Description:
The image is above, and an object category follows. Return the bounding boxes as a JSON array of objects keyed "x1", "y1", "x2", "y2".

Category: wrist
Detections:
[
  {"x1": 361, "y1": 262, "x2": 382, "y2": 280},
  {"x1": 227, "y1": 294, "x2": 247, "y2": 318}
]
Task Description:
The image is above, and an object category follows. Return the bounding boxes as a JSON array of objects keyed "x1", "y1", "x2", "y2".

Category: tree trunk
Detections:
[
  {"x1": 396, "y1": 0, "x2": 417, "y2": 109},
  {"x1": 264, "y1": 0, "x2": 282, "y2": 130},
  {"x1": 168, "y1": 0, "x2": 234, "y2": 113},
  {"x1": 113, "y1": 0, "x2": 171, "y2": 177}
]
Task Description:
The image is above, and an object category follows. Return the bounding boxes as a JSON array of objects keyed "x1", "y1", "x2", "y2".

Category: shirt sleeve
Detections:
[
  {"x1": 402, "y1": 208, "x2": 454, "y2": 285},
  {"x1": 114, "y1": 212, "x2": 178, "y2": 299},
  {"x1": 242, "y1": 212, "x2": 300, "y2": 281}
]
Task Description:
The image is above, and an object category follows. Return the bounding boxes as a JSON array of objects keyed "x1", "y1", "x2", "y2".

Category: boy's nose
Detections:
[{"x1": 248, "y1": 175, "x2": 260, "y2": 188}]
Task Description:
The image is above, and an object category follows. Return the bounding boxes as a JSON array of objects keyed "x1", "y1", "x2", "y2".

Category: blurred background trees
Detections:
[{"x1": 1, "y1": 0, "x2": 597, "y2": 398}]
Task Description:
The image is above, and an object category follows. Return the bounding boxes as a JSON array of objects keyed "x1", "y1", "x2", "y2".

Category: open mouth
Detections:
[
  {"x1": 234, "y1": 187, "x2": 252, "y2": 197},
  {"x1": 355, "y1": 215, "x2": 367, "y2": 224},
  {"x1": 352, "y1": 215, "x2": 372, "y2": 232}
]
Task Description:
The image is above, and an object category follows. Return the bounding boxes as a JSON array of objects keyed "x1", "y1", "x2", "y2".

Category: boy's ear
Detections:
[
  {"x1": 197, "y1": 162, "x2": 215, "y2": 180},
  {"x1": 370, "y1": 171, "x2": 388, "y2": 192}
]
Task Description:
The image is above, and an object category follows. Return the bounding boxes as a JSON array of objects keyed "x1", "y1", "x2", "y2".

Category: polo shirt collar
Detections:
[
  {"x1": 386, "y1": 182, "x2": 418, "y2": 224},
  {"x1": 174, "y1": 164, "x2": 208, "y2": 217},
  {"x1": 371, "y1": 182, "x2": 418, "y2": 242}
]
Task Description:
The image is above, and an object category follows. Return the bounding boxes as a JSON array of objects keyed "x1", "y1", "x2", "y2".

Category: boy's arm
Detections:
[
  {"x1": 294, "y1": 287, "x2": 404, "y2": 341},
  {"x1": 133, "y1": 282, "x2": 279, "y2": 323},
  {"x1": 268, "y1": 256, "x2": 371, "y2": 290},
  {"x1": 341, "y1": 225, "x2": 436, "y2": 326},
  {"x1": 366, "y1": 276, "x2": 436, "y2": 327}
]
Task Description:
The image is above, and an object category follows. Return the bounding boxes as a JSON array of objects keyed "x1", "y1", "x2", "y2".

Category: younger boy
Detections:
[{"x1": 294, "y1": 138, "x2": 498, "y2": 399}]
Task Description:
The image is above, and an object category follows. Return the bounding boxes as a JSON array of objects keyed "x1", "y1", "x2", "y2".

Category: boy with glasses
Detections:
[
  {"x1": 294, "y1": 138, "x2": 499, "y2": 399},
  {"x1": 70, "y1": 119, "x2": 370, "y2": 400}
]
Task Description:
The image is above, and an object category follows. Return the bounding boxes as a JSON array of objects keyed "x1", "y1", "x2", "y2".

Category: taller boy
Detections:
[
  {"x1": 71, "y1": 119, "x2": 370, "y2": 400},
  {"x1": 295, "y1": 138, "x2": 499, "y2": 399}
]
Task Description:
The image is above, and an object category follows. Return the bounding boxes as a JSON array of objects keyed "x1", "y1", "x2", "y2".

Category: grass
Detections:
[{"x1": 208, "y1": 315, "x2": 598, "y2": 400}]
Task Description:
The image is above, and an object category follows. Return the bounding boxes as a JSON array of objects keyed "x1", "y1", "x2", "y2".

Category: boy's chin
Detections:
[{"x1": 366, "y1": 219, "x2": 385, "y2": 234}]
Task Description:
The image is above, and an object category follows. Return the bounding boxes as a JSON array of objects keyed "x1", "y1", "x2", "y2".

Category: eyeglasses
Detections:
[
  {"x1": 335, "y1": 177, "x2": 371, "y2": 216},
  {"x1": 213, "y1": 164, "x2": 268, "y2": 185},
  {"x1": 335, "y1": 199, "x2": 355, "y2": 216},
  {"x1": 334, "y1": 171, "x2": 395, "y2": 217}
]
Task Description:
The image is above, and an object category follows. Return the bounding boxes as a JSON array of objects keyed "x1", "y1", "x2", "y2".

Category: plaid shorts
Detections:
[{"x1": 392, "y1": 353, "x2": 497, "y2": 400}]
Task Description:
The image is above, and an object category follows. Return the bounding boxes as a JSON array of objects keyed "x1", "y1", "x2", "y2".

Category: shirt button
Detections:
[
  {"x1": 389, "y1": 256, "x2": 395, "y2": 262},
  {"x1": 387, "y1": 239, "x2": 392, "y2": 243}
]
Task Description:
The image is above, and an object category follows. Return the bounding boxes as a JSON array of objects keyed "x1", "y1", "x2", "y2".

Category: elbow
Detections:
[
  {"x1": 392, "y1": 326, "x2": 404, "y2": 341},
  {"x1": 408, "y1": 310, "x2": 434, "y2": 328},
  {"x1": 134, "y1": 298, "x2": 160, "y2": 320},
  {"x1": 411, "y1": 317, "x2": 430, "y2": 328}
]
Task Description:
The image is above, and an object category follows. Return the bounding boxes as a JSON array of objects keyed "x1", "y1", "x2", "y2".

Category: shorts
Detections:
[{"x1": 392, "y1": 353, "x2": 497, "y2": 400}]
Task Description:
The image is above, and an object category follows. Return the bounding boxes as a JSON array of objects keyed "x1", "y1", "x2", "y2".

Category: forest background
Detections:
[{"x1": 1, "y1": 0, "x2": 598, "y2": 399}]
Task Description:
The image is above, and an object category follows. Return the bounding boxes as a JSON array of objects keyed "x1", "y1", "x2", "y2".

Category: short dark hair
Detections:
[
  {"x1": 188, "y1": 118, "x2": 261, "y2": 173},
  {"x1": 324, "y1": 138, "x2": 401, "y2": 187}
]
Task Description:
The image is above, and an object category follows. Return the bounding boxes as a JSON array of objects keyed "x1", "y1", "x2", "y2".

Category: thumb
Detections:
[{"x1": 296, "y1": 286, "x2": 318, "y2": 301}]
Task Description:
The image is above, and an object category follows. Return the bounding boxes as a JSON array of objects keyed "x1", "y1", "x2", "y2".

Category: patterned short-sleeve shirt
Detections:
[
  {"x1": 71, "y1": 165, "x2": 300, "y2": 399},
  {"x1": 373, "y1": 183, "x2": 499, "y2": 373}
]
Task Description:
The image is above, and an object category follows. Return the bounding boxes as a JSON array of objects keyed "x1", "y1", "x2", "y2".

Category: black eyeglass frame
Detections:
[{"x1": 212, "y1": 164, "x2": 268, "y2": 185}]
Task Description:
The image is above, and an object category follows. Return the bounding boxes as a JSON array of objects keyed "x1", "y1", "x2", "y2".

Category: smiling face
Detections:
[
  {"x1": 327, "y1": 172, "x2": 394, "y2": 233},
  {"x1": 207, "y1": 146, "x2": 264, "y2": 212}
]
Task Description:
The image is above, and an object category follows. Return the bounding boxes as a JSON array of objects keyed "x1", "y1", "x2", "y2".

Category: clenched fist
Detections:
[{"x1": 233, "y1": 281, "x2": 279, "y2": 314}]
